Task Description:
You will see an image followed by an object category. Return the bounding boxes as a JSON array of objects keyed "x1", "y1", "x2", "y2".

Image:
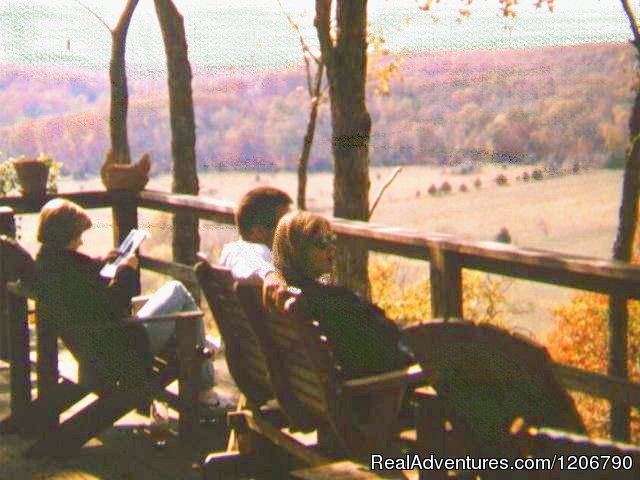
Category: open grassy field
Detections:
[{"x1": 15, "y1": 165, "x2": 623, "y2": 342}]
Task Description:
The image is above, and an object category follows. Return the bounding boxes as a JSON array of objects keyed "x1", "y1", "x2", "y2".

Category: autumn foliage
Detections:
[
  {"x1": 547, "y1": 227, "x2": 640, "y2": 442},
  {"x1": 369, "y1": 256, "x2": 509, "y2": 329},
  {"x1": 547, "y1": 293, "x2": 640, "y2": 442},
  {"x1": 0, "y1": 43, "x2": 632, "y2": 178}
]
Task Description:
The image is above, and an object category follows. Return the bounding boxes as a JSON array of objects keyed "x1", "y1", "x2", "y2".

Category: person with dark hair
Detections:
[
  {"x1": 36, "y1": 199, "x2": 217, "y2": 403},
  {"x1": 218, "y1": 186, "x2": 295, "y2": 310}
]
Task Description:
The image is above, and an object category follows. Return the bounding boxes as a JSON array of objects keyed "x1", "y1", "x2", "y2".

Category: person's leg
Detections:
[{"x1": 136, "y1": 280, "x2": 215, "y2": 389}]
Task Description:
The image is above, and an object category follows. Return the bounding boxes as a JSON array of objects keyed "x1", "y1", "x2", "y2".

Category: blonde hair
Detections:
[
  {"x1": 272, "y1": 211, "x2": 331, "y2": 284},
  {"x1": 37, "y1": 199, "x2": 92, "y2": 248}
]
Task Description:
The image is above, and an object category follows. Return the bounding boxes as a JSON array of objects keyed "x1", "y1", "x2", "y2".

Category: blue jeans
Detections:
[{"x1": 136, "y1": 280, "x2": 215, "y2": 389}]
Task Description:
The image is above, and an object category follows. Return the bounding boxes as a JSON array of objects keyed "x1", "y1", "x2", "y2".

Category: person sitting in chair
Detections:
[
  {"x1": 218, "y1": 186, "x2": 294, "y2": 310},
  {"x1": 35, "y1": 198, "x2": 217, "y2": 404},
  {"x1": 272, "y1": 210, "x2": 413, "y2": 379}
]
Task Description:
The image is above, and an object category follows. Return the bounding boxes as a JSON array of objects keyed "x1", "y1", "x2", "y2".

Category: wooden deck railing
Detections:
[{"x1": 2, "y1": 189, "x2": 640, "y2": 441}]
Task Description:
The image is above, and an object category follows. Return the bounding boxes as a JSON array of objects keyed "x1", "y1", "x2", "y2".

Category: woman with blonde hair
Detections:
[
  {"x1": 272, "y1": 211, "x2": 412, "y2": 379},
  {"x1": 35, "y1": 199, "x2": 216, "y2": 402}
]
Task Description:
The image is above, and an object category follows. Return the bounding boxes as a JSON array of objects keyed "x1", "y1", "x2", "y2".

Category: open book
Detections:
[{"x1": 100, "y1": 229, "x2": 150, "y2": 279}]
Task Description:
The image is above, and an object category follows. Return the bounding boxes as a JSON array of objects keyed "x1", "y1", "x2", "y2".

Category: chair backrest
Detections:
[
  {"x1": 403, "y1": 319, "x2": 586, "y2": 454},
  {"x1": 194, "y1": 259, "x2": 274, "y2": 409},
  {"x1": 237, "y1": 291, "x2": 339, "y2": 433},
  {"x1": 0, "y1": 236, "x2": 39, "y2": 294}
]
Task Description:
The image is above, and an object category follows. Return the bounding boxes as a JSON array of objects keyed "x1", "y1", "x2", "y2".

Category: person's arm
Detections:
[
  {"x1": 104, "y1": 254, "x2": 138, "y2": 319},
  {"x1": 263, "y1": 270, "x2": 299, "y2": 313}
]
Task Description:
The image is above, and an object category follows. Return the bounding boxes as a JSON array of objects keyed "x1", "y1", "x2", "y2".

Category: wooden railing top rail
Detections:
[
  {"x1": 0, "y1": 190, "x2": 113, "y2": 213},
  {"x1": 136, "y1": 191, "x2": 640, "y2": 299}
]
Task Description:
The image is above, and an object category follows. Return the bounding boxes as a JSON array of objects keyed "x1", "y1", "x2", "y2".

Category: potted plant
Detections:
[{"x1": 11, "y1": 153, "x2": 61, "y2": 197}]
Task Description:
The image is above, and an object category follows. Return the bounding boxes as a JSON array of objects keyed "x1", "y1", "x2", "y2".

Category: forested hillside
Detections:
[{"x1": 0, "y1": 42, "x2": 632, "y2": 177}]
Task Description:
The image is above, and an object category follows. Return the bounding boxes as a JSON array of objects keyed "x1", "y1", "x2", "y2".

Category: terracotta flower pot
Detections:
[{"x1": 12, "y1": 159, "x2": 50, "y2": 197}]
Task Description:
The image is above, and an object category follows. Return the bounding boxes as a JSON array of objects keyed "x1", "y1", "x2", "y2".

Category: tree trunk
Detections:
[
  {"x1": 607, "y1": 3, "x2": 640, "y2": 442},
  {"x1": 109, "y1": 0, "x2": 139, "y2": 165},
  {"x1": 608, "y1": 85, "x2": 640, "y2": 438},
  {"x1": 315, "y1": 0, "x2": 371, "y2": 297},
  {"x1": 154, "y1": 0, "x2": 200, "y2": 272},
  {"x1": 297, "y1": 62, "x2": 324, "y2": 210}
]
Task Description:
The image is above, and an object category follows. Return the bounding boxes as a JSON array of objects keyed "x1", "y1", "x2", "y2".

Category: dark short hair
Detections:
[
  {"x1": 236, "y1": 187, "x2": 292, "y2": 239},
  {"x1": 37, "y1": 199, "x2": 92, "y2": 248}
]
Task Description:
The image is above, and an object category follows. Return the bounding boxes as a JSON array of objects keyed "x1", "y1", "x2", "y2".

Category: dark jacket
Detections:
[
  {"x1": 36, "y1": 246, "x2": 138, "y2": 326},
  {"x1": 298, "y1": 278, "x2": 412, "y2": 380},
  {"x1": 35, "y1": 246, "x2": 150, "y2": 387}
]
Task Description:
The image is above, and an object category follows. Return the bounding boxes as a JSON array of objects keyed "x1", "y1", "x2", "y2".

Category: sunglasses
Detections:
[{"x1": 309, "y1": 233, "x2": 337, "y2": 249}]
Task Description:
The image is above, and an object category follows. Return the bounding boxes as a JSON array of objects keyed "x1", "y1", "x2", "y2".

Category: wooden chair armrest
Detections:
[
  {"x1": 343, "y1": 363, "x2": 425, "y2": 396},
  {"x1": 61, "y1": 311, "x2": 204, "y2": 333},
  {"x1": 123, "y1": 310, "x2": 204, "y2": 324}
]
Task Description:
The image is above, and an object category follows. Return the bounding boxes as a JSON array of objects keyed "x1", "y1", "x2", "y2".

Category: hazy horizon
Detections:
[{"x1": 0, "y1": 0, "x2": 631, "y2": 76}]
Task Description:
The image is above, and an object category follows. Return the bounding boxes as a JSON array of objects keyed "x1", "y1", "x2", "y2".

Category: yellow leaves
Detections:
[
  {"x1": 548, "y1": 292, "x2": 640, "y2": 441},
  {"x1": 369, "y1": 257, "x2": 509, "y2": 329},
  {"x1": 373, "y1": 61, "x2": 401, "y2": 96}
]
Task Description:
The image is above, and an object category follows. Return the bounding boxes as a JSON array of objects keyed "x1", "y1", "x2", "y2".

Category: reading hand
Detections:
[
  {"x1": 117, "y1": 253, "x2": 139, "y2": 272},
  {"x1": 102, "y1": 249, "x2": 121, "y2": 263}
]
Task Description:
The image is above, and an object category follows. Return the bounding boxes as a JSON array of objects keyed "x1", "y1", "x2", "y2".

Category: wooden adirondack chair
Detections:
[
  {"x1": 0, "y1": 235, "x2": 209, "y2": 458},
  {"x1": 232, "y1": 285, "x2": 429, "y2": 472},
  {"x1": 391, "y1": 320, "x2": 640, "y2": 480},
  {"x1": 194, "y1": 259, "x2": 274, "y2": 412},
  {"x1": 195, "y1": 258, "x2": 431, "y2": 478}
]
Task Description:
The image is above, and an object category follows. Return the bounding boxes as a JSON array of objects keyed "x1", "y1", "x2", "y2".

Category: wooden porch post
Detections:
[
  {"x1": 429, "y1": 248, "x2": 463, "y2": 320},
  {"x1": 0, "y1": 207, "x2": 16, "y2": 360},
  {"x1": 112, "y1": 191, "x2": 140, "y2": 295}
]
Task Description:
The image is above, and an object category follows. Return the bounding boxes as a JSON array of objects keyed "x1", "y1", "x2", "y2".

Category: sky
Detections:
[{"x1": 0, "y1": 0, "x2": 634, "y2": 74}]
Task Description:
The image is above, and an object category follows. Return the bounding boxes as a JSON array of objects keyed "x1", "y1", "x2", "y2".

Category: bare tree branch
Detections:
[
  {"x1": 369, "y1": 167, "x2": 402, "y2": 220},
  {"x1": 622, "y1": 0, "x2": 640, "y2": 46},
  {"x1": 72, "y1": 0, "x2": 112, "y2": 33},
  {"x1": 276, "y1": 0, "x2": 320, "y2": 63}
]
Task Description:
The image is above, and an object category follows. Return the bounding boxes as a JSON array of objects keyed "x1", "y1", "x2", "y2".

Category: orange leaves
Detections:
[{"x1": 547, "y1": 292, "x2": 640, "y2": 442}]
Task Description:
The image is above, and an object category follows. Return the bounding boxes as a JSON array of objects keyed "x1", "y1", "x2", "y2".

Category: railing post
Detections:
[
  {"x1": 429, "y1": 248, "x2": 463, "y2": 320},
  {"x1": 608, "y1": 295, "x2": 630, "y2": 441},
  {"x1": 173, "y1": 210, "x2": 200, "y2": 303},
  {"x1": 0, "y1": 207, "x2": 16, "y2": 360},
  {"x1": 112, "y1": 191, "x2": 140, "y2": 295}
]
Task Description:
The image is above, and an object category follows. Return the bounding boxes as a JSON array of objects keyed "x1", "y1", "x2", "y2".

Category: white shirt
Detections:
[{"x1": 218, "y1": 239, "x2": 275, "y2": 285}]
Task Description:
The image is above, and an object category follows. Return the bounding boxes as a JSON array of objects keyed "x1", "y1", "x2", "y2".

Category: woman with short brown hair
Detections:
[{"x1": 35, "y1": 199, "x2": 216, "y2": 400}]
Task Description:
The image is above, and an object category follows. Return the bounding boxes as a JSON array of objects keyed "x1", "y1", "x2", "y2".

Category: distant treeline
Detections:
[{"x1": 0, "y1": 42, "x2": 632, "y2": 177}]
